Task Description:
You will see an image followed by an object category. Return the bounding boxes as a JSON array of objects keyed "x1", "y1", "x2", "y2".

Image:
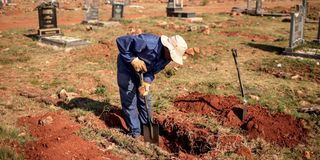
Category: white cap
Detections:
[{"x1": 161, "y1": 35, "x2": 188, "y2": 65}]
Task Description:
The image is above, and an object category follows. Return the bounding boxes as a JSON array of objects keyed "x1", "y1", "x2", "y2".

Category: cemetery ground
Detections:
[{"x1": 0, "y1": 0, "x2": 320, "y2": 159}]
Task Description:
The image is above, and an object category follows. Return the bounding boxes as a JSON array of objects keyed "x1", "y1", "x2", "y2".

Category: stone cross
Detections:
[
  {"x1": 285, "y1": 6, "x2": 305, "y2": 53},
  {"x1": 255, "y1": 0, "x2": 262, "y2": 15}
]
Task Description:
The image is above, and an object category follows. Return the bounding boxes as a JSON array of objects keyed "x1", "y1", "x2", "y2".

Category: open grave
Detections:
[{"x1": 100, "y1": 92, "x2": 309, "y2": 159}]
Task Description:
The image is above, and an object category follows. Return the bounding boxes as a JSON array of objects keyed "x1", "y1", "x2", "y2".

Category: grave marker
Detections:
[
  {"x1": 302, "y1": 0, "x2": 308, "y2": 17},
  {"x1": 314, "y1": 18, "x2": 320, "y2": 43},
  {"x1": 166, "y1": 0, "x2": 195, "y2": 18},
  {"x1": 284, "y1": 6, "x2": 305, "y2": 53},
  {"x1": 83, "y1": 0, "x2": 99, "y2": 23},
  {"x1": 37, "y1": 2, "x2": 61, "y2": 36},
  {"x1": 255, "y1": 0, "x2": 262, "y2": 15},
  {"x1": 112, "y1": 2, "x2": 124, "y2": 20},
  {"x1": 246, "y1": 0, "x2": 252, "y2": 10},
  {"x1": 83, "y1": 0, "x2": 89, "y2": 10}
]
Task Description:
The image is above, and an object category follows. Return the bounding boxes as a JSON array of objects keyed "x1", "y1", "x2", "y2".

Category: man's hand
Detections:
[
  {"x1": 139, "y1": 82, "x2": 150, "y2": 97},
  {"x1": 131, "y1": 57, "x2": 147, "y2": 73}
]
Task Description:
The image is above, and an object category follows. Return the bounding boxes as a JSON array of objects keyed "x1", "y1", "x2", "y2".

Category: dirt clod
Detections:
[{"x1": 38, "y1": 116, "x2": 53, "y2": 126}]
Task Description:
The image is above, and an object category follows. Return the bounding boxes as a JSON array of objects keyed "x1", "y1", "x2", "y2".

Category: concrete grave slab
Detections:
[{"x1": 40, "y1": 35, "x2": 90, "y2": 48}]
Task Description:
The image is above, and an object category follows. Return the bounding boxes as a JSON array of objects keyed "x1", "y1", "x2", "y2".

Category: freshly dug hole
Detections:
[
  {"x1": 155, "y1": 116, "x2": 216, "y2": 155},
  {"x1": 174, "y1": 92, "x2": 309, "y2": 148}
]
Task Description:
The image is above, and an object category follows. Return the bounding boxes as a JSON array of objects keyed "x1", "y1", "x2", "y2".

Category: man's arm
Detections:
[{"x1": 116, "y1": 35, "x2": 147, "y2": 63}]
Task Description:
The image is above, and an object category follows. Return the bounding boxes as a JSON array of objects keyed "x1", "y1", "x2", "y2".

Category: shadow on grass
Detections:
[
  {"x1": 23, "y1": 33, "x2": 39, "y2": 41},
  {"x1": 246, "y1": 42, "x2": 283, "y2": 53},
  {"x1": 247, "y1": 42, "x2": 320, "y2": 59},
  {"x1": 57, "y1": 97, "x2": 129, "y2": 133}
]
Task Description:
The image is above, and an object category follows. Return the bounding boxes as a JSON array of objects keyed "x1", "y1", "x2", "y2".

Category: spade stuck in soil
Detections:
[
  {"x1": 139, "y1": 73, "x2": 159, "y2": 145},
  {"x1": 232, "y1": 48, "x2": 247, "y2": 121}
]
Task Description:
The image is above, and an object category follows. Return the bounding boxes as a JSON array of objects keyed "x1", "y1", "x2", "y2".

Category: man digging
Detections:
[{"x1": 116, "y1": 34, "x2": 188, "y2": 138}]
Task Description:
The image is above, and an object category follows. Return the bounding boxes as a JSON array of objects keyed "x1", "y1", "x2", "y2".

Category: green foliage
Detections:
[
  {"x1": 0, "y1": 147, "x2": 23, "y2": 160},
  {"x1": 95, "y1": 85, "x2": 107, "y2": 96},
  {"x1": 0, "y1": 126, "x2": 32, "y2": 145}
]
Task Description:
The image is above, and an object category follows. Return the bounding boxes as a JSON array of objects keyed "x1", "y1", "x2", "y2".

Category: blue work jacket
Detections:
[{"x1": 116, "y1": 34, "x2": 170, "y2": 83}]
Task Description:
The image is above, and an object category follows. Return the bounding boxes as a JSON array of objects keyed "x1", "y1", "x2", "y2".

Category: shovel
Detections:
[
  {"x1": 232, "y1": 49, "x2": 248, "y2": 121},
  {"x1": 139, "y1": 73, "x2": 159, "y2": 145}
]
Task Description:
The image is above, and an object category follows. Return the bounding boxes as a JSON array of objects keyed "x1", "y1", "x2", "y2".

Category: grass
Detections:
[
  {"x1": 0, "y1": 126, "x2": 33, "y2": 160},
  {"x1": 0, "y1": 5, "x2": 319, "y2": 159},
  {"x1": 0, "y1": 126, "x2": 33, "y2": 145},
  {"x1": 0, "y1": 147, "x2": 23, "y2": 160},
  {"x1": 79, "y1": 126, "x2": 170, "y2": 159}
]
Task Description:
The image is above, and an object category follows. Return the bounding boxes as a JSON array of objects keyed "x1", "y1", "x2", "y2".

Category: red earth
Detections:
[
  {"x1": 18, "y1": 111, "x2": 120, "y2": 160},
  {"x1": 174, "y1": 92, "x2": 309, "y2": 148}
]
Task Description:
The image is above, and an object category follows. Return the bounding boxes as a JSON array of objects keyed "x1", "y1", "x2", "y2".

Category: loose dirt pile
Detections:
[
  {"x1": 18, "y1": 111, "x2": 119, "y2": 160},
  {"x1": 174, "y1": 92, "x2": 309, "y2": 148}
]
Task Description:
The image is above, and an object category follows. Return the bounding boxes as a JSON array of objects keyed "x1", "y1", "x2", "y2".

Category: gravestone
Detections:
[
  {"x1": 255, "y1": 0, "x2": 262, "y2": 15},
  {"x1": 302, "y1": 0, "x2": 308, "y2": 17},
  {"x1": 37, "y1": 2, "x2": 61, "y2": 36},
  {"x1": 314, "y1": 18, "x2": 320, "y2": 43},
  {"x1": 83, "y1": 0, "x2": 89, "y2": 10},
  {"x1": 284, "y1": 6, "x2": 305, "y2": 53},
  {"x1": 246, "y1": 0, "x2": 252, "y2": 10},
  {"x1": 166, "y1": 0, "x2": 195, "y2": 18},
  {"x1": 83, "y1": 0, "x2": 99, "y2": 23},
  {"x1": 112, "y1": 2, "x2": 124, "y2": 20}
]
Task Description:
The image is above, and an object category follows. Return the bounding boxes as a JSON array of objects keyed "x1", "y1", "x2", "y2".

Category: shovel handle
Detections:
[
  {"x1": 139, "y1": 73, "x2": 154, "y2": 139},
  {"x1": 231, "y1": 49, "x2": 246, "y2": 101}
]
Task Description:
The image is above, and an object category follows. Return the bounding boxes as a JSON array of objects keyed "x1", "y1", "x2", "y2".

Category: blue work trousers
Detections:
[{"x1": 117, "y1": 55, "x2": 152, "y2": 137}]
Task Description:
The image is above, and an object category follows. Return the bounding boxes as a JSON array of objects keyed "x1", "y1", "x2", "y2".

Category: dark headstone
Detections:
[
  {"x1": 255, "y1": 0, "x2": 262, "y2": 15},
  {"x1": 112, "y1": 2, "x2": 124, "y2": 20}
]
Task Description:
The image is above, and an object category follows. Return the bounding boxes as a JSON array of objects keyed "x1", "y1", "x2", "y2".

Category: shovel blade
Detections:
[
  {"x1": 240, "y1": 107, "x2": 247, "y2": 121},
  {"x1": 143, "y1": 123, "x2": 159, "y2": 145}
]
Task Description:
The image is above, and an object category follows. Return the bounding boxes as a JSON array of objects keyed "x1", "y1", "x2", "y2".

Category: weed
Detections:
[
  {"x1": 78, "y1": 126, "x2": 170, "y2": 159},
  {"x1": 95, "y1": 85, "x2": 107, "y2": 96},
  {"x1": 0, "y1": 126, "x2": 33, "y2": 145},
  {"x1": 0, "y1": 147, "x2": 23, "y2": 160}
]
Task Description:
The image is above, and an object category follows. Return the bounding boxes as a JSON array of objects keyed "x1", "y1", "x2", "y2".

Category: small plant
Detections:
[
  {"x1": 0, "y1": 147, "x2": 23, "y2": 160},
  {"x1": 95, "y1": 85, "x2": 107, "y2": 95}
]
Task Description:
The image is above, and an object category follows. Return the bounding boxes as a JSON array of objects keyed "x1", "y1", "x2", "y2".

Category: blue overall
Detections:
[{"x1": 116, "y1": 34, "x2": 170, "y2": 137}]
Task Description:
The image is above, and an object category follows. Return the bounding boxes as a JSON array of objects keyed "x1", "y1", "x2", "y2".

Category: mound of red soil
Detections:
[
  {"x1": 18, "y1": 111, "x2": 119, "y2": 160},
  {"x1": 174, "y1": 92, "x2": 308, "y2": 148}
]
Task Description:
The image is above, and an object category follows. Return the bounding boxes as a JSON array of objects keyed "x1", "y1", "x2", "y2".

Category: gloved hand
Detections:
[
  {"x1": 131, "y1": 57, "x2": 147, "y2": 73},
  {"x1": 138, "y1": 82, "x2": 150, "y2": 97}
]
